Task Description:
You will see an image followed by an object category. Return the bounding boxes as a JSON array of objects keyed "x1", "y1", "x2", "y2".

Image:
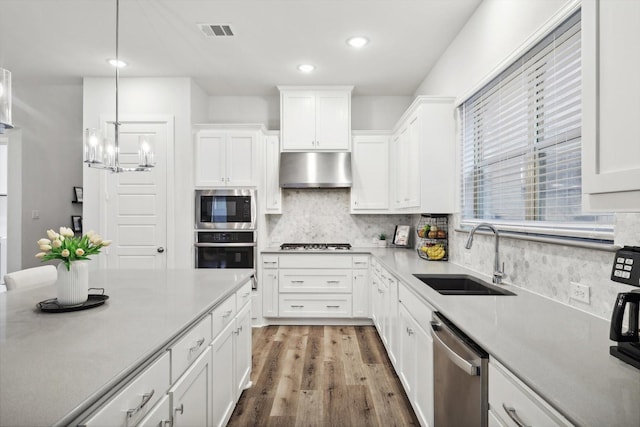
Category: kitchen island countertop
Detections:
[
  {"x1": 263, "y1": 246, "x2": 640, "y2": 427},
  {"x1": 0, "y1": 268, "x2": 254, "y2": 427}
]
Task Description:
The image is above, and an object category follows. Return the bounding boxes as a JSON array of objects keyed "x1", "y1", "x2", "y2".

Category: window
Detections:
[{"x1": 460, "y1": 10, "x2": 613, "y2": 240}]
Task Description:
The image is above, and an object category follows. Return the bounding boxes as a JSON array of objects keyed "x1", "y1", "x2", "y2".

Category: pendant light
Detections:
[
  {"x1": 84, "y1": 0, "x2": 154, "y2": 172},
  {"x1": 0, "y1": 68, "x2": 13, "y2": 134}
]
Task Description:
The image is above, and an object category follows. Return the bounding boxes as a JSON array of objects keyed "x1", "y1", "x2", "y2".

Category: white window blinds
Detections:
[{"x1": 460, "y1": 10, "x2": 613, "y2": 240}]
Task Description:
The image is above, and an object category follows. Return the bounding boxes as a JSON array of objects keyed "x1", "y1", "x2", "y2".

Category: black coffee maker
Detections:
[{"x1": 609, "y1": 246, "x2": 640, "y2": 369}]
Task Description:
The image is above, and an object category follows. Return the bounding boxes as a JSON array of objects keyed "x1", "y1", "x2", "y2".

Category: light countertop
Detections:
[
  {"x1": 264, "y1": 247, "x2": 640, "y2": 427},
  {"x1": 0, "y1": 268, "x2": 254, "y2": 427}
]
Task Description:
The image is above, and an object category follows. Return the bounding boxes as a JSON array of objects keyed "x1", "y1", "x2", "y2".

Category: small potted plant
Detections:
[{"x1": 377, "y1": 233, "x2": 387, "y2": 248}]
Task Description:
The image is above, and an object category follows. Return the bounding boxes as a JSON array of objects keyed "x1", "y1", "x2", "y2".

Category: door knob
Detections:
[{"x1": 157, "y1": 247, "x2": 165, "y2": 253}]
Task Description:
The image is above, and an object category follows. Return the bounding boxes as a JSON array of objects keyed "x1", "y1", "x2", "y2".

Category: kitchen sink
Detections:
[{"x1": 413, "y1": 274, "x2": 515, "y2": 296}]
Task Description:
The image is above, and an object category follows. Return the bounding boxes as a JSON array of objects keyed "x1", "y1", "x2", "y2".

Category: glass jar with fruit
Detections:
[{"x1": 416, "y1": 214, "x2": 448, "y2": 261}]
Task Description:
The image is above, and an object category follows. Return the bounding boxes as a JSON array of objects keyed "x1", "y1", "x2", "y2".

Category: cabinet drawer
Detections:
[
  {"x1": 489, "y1": 360, "x2": 572, "y2": 427},
  {"x1": 399, "y1": 283, "x2": 433, "y2": 330},
  {"x1": 278, "y1": 294, "x2": 353, "y2": 317},
  {"x1": 262, "y1": 255, "x2": 278, "y2": 269},
  {"x1": 236, "y1": 280, "x2": 252, "y2": 310},
  {"x1": 212, "y1": 295, "x2": 236, "y2": 337},
  {"x1": 170, "y1": 314, "x2": 213, "y2": 383},
  {"x1": 352, "y1": 255, "x2": 369, "y2": 269},
  {"x1": 279, "y1": 254, "x2": 352, "y2": 269},
  {"x1": 136, "y1": 395, "x2": 170, "y2": 427},
  {"x1": 279, "y1": 269, "x2": 352, "y2": 293},
  {"x1": 81, "y1": 352, "x2": 170, "y2": 427}
]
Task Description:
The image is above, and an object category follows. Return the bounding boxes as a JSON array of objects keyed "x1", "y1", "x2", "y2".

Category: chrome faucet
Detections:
[{"x1": 465, "y1": 223, "x2": 504, "y2": 284}]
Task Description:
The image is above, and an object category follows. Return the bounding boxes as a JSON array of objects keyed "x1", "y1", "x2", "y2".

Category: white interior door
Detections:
[{"x1": 105, "y1": 119, "x2": 169, "y2": 269}]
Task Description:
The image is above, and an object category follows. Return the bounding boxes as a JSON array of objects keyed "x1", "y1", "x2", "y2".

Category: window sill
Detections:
[{"x1": 454, "y1": 228, "x2": 619, "y2": 252}]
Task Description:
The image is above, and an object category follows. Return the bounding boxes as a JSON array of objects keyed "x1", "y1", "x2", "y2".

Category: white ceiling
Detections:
[{"x1": 0, "y1": 0, "x2": 482, "y2": 96}]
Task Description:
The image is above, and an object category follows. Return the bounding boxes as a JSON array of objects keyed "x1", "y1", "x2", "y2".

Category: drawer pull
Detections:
[
  {"x1": 291, "y1": 280, "x2": 305, "y2": 284},
  {"x1": 502, "y1": 404, "x2": 530, "y2": 427},
  {"x1": 407, "y1": 328, "x2": 414, "y2": 336},
  {"x1": 242, "y1": 292, "x2": 250, "y2": 297},
  {"x1": 264, "y1": 261, "x2": 277, "y2": 264},
  {"x1": 189, "y1": 338, "x2": 205, "y2": 356},
  {"x1": 354, "y1": 262, "x2": 367, "y2": 265},
  {"x1": 126, "y1": 389, "x2": 155, "y2": 420},
  {"x1": 291, "y1": 305, "x2": 305, "y2": 308},
  {"x1": 222, "y1": 310, "x2": 233, "y2": 318},
  {"x1": 326, "y1": 280, "x2": 340, "y2": 284},
  {"x1": 326, "y1": 305, "x2": 341, "y2": 308},
  {"x1": 234, "y1": 325, "x2": 243, "y2": 335},
  {"x1": 174, "y1": 403, "x2": 184, "y2": 416}
]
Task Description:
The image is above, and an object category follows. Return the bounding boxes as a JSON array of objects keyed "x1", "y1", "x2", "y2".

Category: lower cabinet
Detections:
[
  {"x1": 234, "y1": 304, "x2": 252, "y2": 399},
  {"x1": 211, "y1": 321, "x2": 235, "y2": 427},
  {"x1": 137, "y1": 395, "x2": 171, "y2": 427},
  {"x1": 398, "y1": 283, "x2": 434, "y2": 427},
  {"x1": 169, "y1": 346, "x2": 213, "y2": 427}
]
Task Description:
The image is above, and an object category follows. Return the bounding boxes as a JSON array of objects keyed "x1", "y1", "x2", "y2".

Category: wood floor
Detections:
[{"x1": 227, "y1": 325, "x2": 420, "y2": 427}]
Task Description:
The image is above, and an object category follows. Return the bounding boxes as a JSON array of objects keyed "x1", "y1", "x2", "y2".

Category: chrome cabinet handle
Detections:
[
  {"x1": 291, "y1": 280, "x2": 305, "y2": 284},
  {"x1": 326, "y1": 305, "x2": 340, "y2": 308},
  {"x1": 430, "y1": 321, "x2": 479, "y2": 376},
  {"x1": 174, "y1": 403, "x2": 184, "y2": 416},
  {"x1": 502, "y1": 404, "x2": 531, "y2": 427},
  {"x1": 291, "y1": 305, "x2": 304, "y2": 308},
  {"x1": 222, "y1": 310, "x2": 233, "y2": 318},
  {"x1": 242, "y1": 292, "x2": 250, "y2": 297},
  {"x1": 126, "y1": 389, "x2": 154, "y2": 420},
  {"x1": 326, "y1": 280, "x2": 340, "y2": 284},
  {"x1": 189, "y1": 338, "x2": 205, "y2": 356}
]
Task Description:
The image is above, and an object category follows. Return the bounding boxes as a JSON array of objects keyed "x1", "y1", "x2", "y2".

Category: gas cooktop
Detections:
[{"x1": 280, "y1": 243, "x2": 352, "y2": 251}]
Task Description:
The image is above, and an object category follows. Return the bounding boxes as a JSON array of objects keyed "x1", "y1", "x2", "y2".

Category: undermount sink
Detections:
[{"x1": 413, "y1": 274, "x2": 515, "y2": 296}]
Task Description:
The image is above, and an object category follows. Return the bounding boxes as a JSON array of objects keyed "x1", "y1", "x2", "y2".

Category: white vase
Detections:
[
  {"x1": 56, "y1": 261, "x2": 89, "y2": 305},
  {"x1": 377, "y1": 240, "x2": 387, "y2": 248}
]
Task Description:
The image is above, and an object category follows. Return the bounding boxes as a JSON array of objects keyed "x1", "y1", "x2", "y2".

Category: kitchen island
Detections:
[{"x1": 0, "y1": 268, "x2": 254, "y2": 427}]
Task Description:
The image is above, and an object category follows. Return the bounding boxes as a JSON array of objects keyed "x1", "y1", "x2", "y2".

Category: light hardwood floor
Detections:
[{"x1": 227, "y1": 325, "x2": 420, "y2": 427}]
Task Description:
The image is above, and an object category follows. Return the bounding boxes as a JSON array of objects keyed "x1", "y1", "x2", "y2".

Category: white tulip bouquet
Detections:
[{"x1": 36, "y1": 227, "x2": 112, "y2": 270}]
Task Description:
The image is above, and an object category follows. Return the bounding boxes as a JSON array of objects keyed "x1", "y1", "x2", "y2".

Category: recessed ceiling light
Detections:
[
  {"x1": 346, "y1": 36, "x2": 369, "y2": 48},
  {"x1": 297, "y1": 64, "x2": 315, "y2": 73},
  {"x1": 107, "y1": 58, "x2": 128, "y2": 68}
]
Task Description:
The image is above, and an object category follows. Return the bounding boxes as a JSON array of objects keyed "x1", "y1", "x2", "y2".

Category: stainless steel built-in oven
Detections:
[
  {"x1": 195, "y1": 188, "x2": 256, "y2": 230},
  {"x1": 194, "y1": 230, "x2": 257, "y2": 289}
]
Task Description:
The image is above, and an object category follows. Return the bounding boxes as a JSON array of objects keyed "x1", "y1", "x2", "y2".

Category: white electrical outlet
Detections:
[{"x1": 570, "y1": 282, "x2": 590, "y2": 304}]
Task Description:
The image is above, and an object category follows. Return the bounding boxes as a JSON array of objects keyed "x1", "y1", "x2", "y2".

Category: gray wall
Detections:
[{"x1": 12, "y1": 80, "x2": 84, "y2": 270}]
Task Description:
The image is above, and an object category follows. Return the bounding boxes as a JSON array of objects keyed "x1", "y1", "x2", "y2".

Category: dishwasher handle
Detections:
[{"x1": 430, "y1": 321, "x2": 480, "y2": 376}]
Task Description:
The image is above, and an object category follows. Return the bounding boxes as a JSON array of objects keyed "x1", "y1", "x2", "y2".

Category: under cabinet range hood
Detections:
[{"x1": 279, "y1": 152, "x2": 352, "y2": 188}]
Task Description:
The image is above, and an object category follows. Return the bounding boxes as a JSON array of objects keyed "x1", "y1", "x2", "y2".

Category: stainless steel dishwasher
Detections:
[{"x1": 431, "y1": 312, "x2": 488, "y2": 427}]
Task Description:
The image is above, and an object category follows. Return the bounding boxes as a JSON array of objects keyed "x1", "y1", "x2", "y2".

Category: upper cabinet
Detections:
[
  {"x1": 194, "y1": 125, "x2": 259, "y2": 188},
  {"x1": 582, "y1": 0, "x2": 640, "y2": 211},
  {"x1": 351, "y1": 133, "x2": 390, "y2": 212},
  {"x1": 390, "y1": 96, "x2": 456, "y2": 213},
  {"x1": 263, "y1": 132, "x2": 282, "y2": 214},
  {"x1": 278, "y1": 86, "x2": 353, "y2": 151}
]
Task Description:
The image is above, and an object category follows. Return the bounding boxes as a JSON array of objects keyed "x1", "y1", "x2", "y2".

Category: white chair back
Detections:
[{"x1": 4, "y1": 265, "x2": 57, "y2": 291}]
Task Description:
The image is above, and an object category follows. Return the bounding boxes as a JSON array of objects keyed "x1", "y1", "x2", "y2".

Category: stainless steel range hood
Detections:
[{"x1": 279, "y1": 152, "x2": 352, "y2": 188}]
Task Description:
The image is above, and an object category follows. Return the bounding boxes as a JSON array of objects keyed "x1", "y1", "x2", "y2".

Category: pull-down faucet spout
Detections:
[{"x1": 465, "y1": 223, "x2": 504, "y2": 284}]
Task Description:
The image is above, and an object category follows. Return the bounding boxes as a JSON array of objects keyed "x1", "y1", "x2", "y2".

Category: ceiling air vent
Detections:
[{"x1": 198, "y1": 24, "x2": 235, "y2": 37}]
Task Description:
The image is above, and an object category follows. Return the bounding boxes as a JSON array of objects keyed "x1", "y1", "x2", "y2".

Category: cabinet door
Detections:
[
  {"x1": 582, "y1": 0, "x2": 640, "y2": 211},
  {"x1": 281, "y1": 91, "x2": 316, "y2": 150},
  {"x1": 352, "y1": 269, "x2": 369, "y2": 318},
  {"x1": 226, "y1": 132, "x2": 255, "y2": 186},
  {"x1": 371, "y1": 275, "x2": 381, "y2": 330},
  {"x1": 351, "y1": 135, "x2": 390, "y2": 210},
  {"x1": 262, "y1": 269, "x2": 278, "y2": 317},
  {"x1": 315, "y1": 91, "x2": 350, "y2": 150},
  {"x1": 405, "y1": 115, "x2": 421, "y2": 209},
  {"x1": 399, "y1": 304, "x2": 417, "y2": 395},
  {"x1": 393, "y1": 127, "x2": 409, "y2": 208},
  {"x1": 211, "y1": 322, "x2": 235, "y2": 427},
  {"x1": 234, "y1": 304, "x2": 252, "y2": 399},
  {"x1": 137, "y1": 395, "x2": 170, "y2": 427},
  {"x1": 195, "y1": 132, "x2": 226, "y2": 187},
  {"x1": 385, "y1": 274, "x2": 399, "y2": 367},
  {"x1": 414, "y1": 321, "x2": 434, "y2": 427},
  {"x1": 170, "y1": 346, "x2": 212, "y2": 427},
  {"x1": 264, "y1": 135, "x2": 281, "y2": 213}
]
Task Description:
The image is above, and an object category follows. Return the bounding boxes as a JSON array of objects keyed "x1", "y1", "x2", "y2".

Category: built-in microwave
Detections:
[{"x1": 195, "y1": 189, "x2": 256, "y2": 230}]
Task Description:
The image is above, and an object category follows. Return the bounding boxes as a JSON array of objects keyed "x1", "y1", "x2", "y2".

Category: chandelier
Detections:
[
  {"x1": 0, "y1": 68, "x2": 12, "y2": 134},
  {"x1": 83, "y1": 0, "x2": 154, "y2": 172}
]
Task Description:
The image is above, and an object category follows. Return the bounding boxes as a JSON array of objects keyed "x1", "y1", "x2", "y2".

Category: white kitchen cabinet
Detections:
[
  {"x1": 352, "y1": 255, "x2": 370, "y2": 318},
  {"x1": 263, "y1": 133, "x2": 281, "y2": 213},
  {"x1": 351, "y1": 133, "x2": 390, "y2": 212},
  {"x1": 278, "y1": 293, "x2": 353, "y2": 317},
  {"x1": 489, "y1": 359, "x2": 572, "y2": 427},
  {"x1": 279, "y1": 269, "x2": 352, "y2": 293},
  {"x1": 582, "y1": 0, "x2": 640, "y2": 211},
  {"x1": 399, "y1": 283, "x2": 434, "y2": 427},
  {"x1": 234, "y1": 303, "x2": 252, "y2": 399},
  {"x1": 390, "y1": 96, "x2": 456, "y2": 213},
  {"x1": 211, "y1": 321, "x2": 235, "y2": 427},
  {"x1": 169, "y1": 313, "x2": 213, "y2": 384},
  {"x1": 194, "y1": 127, "x2": 257, "y2": 187},
  {"x1": 170, "y1": 346, "x2": 213, "y2": 427},
  {"x1": 136, "y1": 395, "x2": 170, "y2": 427},
  {"x1": 381, "y1": 268, "x2": 399, "y2": 367},
  {"x1": 279, "y1": 86, "x2": 353, "y2": 151},
  {"x1": 261, "y1": 255, "x2": 279, "y2": 317}
]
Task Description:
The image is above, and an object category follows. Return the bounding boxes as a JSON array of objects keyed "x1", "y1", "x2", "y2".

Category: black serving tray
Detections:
[{"x1": 37, "y1": 288, "x2": 109, "y2": 313}]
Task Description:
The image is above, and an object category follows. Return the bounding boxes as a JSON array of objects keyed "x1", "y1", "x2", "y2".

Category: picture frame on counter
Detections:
[
  {"x1": 71, "y1": 215, "x2": 82, "y2": 233},
  {"x1": 393, "y1": 225, "x2": 411, "y2": 247},
  {"x1": 73, "y1": 186, "x2": 83, "y2": 203}
]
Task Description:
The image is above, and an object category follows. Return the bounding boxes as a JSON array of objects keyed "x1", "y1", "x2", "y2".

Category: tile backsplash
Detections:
[
  {"x1": 265, "y1": 188, "x2": 640, "y2": 320},
  {"x1": 265, "y1": 189, "x2": 412, "y2": 246}
]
